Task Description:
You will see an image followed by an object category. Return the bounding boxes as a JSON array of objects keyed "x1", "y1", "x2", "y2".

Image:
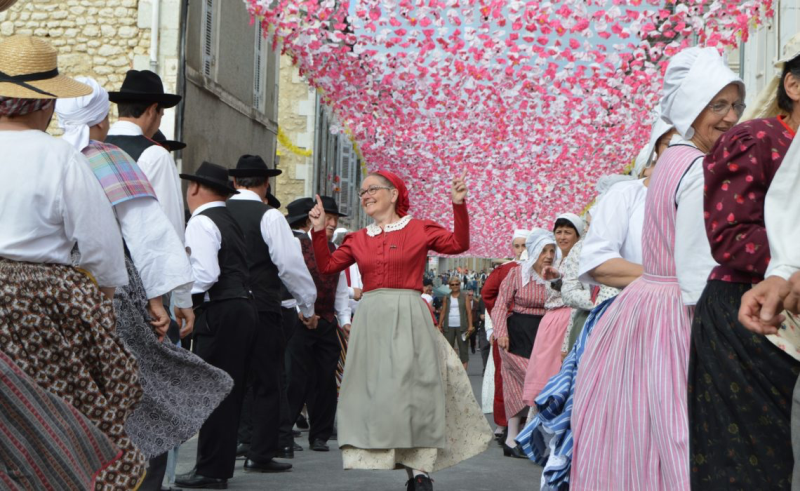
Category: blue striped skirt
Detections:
[{"x1": 515, "y1": 297, "x2": 616, "y2": 490}]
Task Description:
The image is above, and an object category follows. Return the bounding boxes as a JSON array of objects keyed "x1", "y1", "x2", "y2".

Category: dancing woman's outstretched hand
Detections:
[{"x1": 451, "y1": 169, "x2": 468, "y2": 204}]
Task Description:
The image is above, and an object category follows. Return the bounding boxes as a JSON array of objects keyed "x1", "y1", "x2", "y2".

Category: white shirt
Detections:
[
  {"x1": 228, "y1": 189, "x2": 316, "y2": 318},
  {"x1": 448, "y1": 295, "x2": 461, "y2": 327},
  {"x1": 765, "y1": 135, "x2": 800, "y2": 281},
  {"x1": 346, "y1": 262, "x2": 363, "y2": 314},
  {"x1": 579, "y1": 178, "x2": 647, "y2": 285},
  {"x1": 674, "y1": 152, "x2": 718, "y2": 306},
  {"x1": 0, "y1": 131, "x2": 126, "y2": 287},
  {"x1": 185, "y1": 201, "x2": 226, "y2": 297},
  {"x1": 115, "y1": 197, "x2": 194, "y2": 307},
  {"x1": 108, "y1": 121, "x2": 186, "y2": 243},
  {"x1": 421, "y1": 293, "x2": 434, "y2": 305}
]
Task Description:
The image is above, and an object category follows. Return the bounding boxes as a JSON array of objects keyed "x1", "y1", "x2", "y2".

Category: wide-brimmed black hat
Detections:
[
  {"x1": 266, "y1": 191, "x2": 281, "y2": 209},
  {"x1": 228, "y1": 154, "x2": 282, "y2": 178},
  {"x1": 153, "y1": 130, "x2": 186, "y2": 152},
  {"x1": 180, "y1": 161, "x2": 238, "y2": 196},
  {"x1": 319, "y1": 195, "x2": 347, "y2": 218},
  {"x1": 108, "y1": 70, "x2": 182, "y2": 108},
  {"x1": 285, "y1": 197, "x2": 315, "y2": 227}
]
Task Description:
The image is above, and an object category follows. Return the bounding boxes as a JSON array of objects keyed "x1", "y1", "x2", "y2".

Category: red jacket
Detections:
[{"x1": 481, "y1": 261, "x2": 519, "y2": 315}]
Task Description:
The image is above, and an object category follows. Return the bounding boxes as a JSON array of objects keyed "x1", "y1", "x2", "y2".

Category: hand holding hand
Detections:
[
  {"x1": 299, "y1": 312, "x2": 319, "y2": 330},
  {"x1": 174, "y1": 306, "x2": 195, "y2": 339},
  {"x1": 353, "y1": 288, "x2": 363, "y2": 301},
  {"x1": 308, "y1": 194, "x2": 327, "y2": 232},
  {"x1": 342, "y1": 324, "x2": 351, "y2": 335},
  {"x1": 739, "y1": 276, "x2": 788, "y2": 335},
  {"x1": 451, "y1": 169, "x2": 468, "y2": 204}
]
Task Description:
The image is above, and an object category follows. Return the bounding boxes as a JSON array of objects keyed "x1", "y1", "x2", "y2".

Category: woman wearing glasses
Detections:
[
  {"x1": 307, "y1": 171, "x2": 491, "y2": 491},
  {"x1": 571, "y1": 47, "x2": 745, "y2": 490},
  {"x1": 688, "y1": 44, "x2": 800, "y2": 489},
  {"x1": 438, "y1": 276, "x2": 474, "y2": 370}
]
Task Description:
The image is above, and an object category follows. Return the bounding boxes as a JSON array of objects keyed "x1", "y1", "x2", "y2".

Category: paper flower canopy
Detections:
[{"x1": 245, "y1": 0, "x2": 772, "y2": 257}]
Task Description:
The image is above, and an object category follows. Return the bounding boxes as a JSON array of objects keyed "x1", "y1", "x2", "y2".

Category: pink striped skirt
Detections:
[
  {"x1": 522, "y1": 307, "x2": 572, "y2": 406},
  {"x1": 571, "y1": 274, "x2": 693, "y2": 491}
]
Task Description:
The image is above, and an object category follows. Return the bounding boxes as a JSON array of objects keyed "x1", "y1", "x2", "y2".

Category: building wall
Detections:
[
  {"x1": 0, "y1": 0, "x2": 181, "y2": 135},
  {"x1": 182, "y1": 0, "x2": 278, "y2": 176},
  {"x1": 275, "y1": 54, "x2": 316, "y2": 207}
]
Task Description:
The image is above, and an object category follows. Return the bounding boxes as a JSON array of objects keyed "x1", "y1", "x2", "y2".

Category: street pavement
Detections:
[{"x1": 174, "y1": 349, "x2": 544, "y2": 490}]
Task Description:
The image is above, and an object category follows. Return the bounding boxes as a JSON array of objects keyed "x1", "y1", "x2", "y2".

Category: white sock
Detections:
[
  {"x1": 505, "y1": 415, "x2": 521, "y2": 447},
  {"x1": 494, "y1": 425, "x2": 506, "y2": 435},
  {"x1": 413, "y1": 470, "x2": 428, "y2": 478}
]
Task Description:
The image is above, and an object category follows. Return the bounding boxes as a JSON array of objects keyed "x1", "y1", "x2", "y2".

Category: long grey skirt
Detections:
[
  {"x1": 339, "y1": 289, "x2": 492, "y2": 472},
  {"x1": 115, "y1": 256, "x2": 233, "y2": 458}
]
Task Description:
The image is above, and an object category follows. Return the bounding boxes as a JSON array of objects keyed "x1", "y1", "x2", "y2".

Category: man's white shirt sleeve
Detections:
[
  {"x1": 335, "y1": 272, "x2": 352, "y2": 326},
  {"x1": 137, "y1": 145, "x2": 187, "y2": 243},
  {"x1": 765, "y1": 139, "x2": 800, "y2": 280},
  {"x1": 185, "y1": 215, "x2": 222, "y2": 294}
]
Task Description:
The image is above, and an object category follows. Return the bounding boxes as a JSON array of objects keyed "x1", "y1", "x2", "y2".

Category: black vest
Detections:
[
  {"x1": 191, "y1": 206, "x2": 251, "y2": 307},
  {"x1": 226, "y1": 199, "x2": 282, "y2": 313},
  {"x1": 104, "y1": 134, "x2": 158, "y2": 161}
]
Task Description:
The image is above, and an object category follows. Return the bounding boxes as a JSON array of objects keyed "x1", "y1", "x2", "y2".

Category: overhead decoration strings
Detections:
[{"x1": 246, "y1": 0, "x2": 772, "y2": 257}]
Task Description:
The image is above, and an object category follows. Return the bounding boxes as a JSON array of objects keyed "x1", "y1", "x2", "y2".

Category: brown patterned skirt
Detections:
[{"x1": 0, "y1": 259, "x2": 146, "y2": 490}]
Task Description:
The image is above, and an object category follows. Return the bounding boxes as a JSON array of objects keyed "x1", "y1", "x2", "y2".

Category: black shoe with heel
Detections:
[
  {"x1": 407, "y1": 475, "x2": 433, "y2": 491},
  {"x1": 502, "y1": 442, "x2": 527, "y2": 459}
]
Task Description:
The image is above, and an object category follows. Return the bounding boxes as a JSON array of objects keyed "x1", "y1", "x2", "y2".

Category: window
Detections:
[
  {"x1": 337, "y1": 136, "x2": 358, "y2": 220},
  {"x1": 254, "y1": 23, "x2": 267, "y2": 111},
  {"x1": 201, "y1": 0, "x2": 216, "y2": 78}
]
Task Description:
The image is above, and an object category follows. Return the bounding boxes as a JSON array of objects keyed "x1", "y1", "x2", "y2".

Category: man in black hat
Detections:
[
  {"x1": 225, "y1": 155, "x2": 317, "y2": 469},
  {"x1": 175, "y1": 162, "x2": 290, "y2": 488},
  {"x1": 106, "y1": 70, "x2": 186, "y2": 246},
  {"x1": 284, "y1": 196, "x2": 351, "y2": 453}
]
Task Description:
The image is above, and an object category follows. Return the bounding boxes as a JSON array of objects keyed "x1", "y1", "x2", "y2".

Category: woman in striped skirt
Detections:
[
  {"x1": 571, "y1": 47, "x2": 745, "y2": 490},
  {"x1": 492, "y1": 228, "x2": 555, "y2": 458}
]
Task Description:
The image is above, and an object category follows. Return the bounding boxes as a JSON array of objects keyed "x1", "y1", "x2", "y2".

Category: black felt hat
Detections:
[
  {"x1": 266, "y1": 191, "x2": 281, "y2": 209},
  {"x1": 153, "y1": 130, "x2": 186, "y2": 152},
  {"x1": 228, "y1": 154, "x2": 282, "y2": 178},
  {"x1": 285, "y1": 197, "x2": 315, "y2": 227},
  {"x1": 319, "y1": 195, "x2": 347, "y2": 217},
  {"x1": 108, "y1": 70, "x2": 182, "y2": 108},
  {"x1": 180, "y1": 161, "x2": 238, "y2": 196}
]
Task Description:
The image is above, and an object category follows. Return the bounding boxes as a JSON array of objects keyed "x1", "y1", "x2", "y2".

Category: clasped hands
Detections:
[{"x1": 739, "y1": 272, "x2": 800, "y2": 335}]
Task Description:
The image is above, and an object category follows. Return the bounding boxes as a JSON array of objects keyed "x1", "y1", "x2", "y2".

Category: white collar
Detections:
[
  {"x1": 228, "y1": 188, "x2": 262, "y2": 202},
  {"x1": 191, "y1": 201, "x2": 226, "y2": 218},
  {"x1": 108, "y1": 120, "x2": 144, "y2": 137},
  {"x1": 366, "y1": 215, "x2": 412, "y2": 237}
]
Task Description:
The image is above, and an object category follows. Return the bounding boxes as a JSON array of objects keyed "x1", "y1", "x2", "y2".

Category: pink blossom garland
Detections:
[{"x1": 245, "y1": 0, "x2": 772, "y2": 257}]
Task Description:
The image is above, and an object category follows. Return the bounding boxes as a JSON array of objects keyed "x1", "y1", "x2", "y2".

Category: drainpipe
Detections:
[{"x1": 150, "y1": 0, "x2": 160, "y2": 73}]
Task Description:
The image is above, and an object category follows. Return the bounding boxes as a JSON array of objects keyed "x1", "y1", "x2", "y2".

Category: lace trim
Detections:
[{"x1": 366, "y1": 215, "x2": 413, "y2": 237}]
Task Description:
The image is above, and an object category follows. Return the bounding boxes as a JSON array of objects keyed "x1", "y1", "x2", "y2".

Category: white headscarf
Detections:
[
  {"x1": 660, "y1": 47, "x2": 745, "y2": 139},
  {"x1": 555, "y1": 213, "x2": 584, "y2": 238},
  {"x1": 632, "y1": 105, "x2": 674, "y2": 178},
  {"x1": 513, "y1": 229, "x2": 530, "y2": 240},
  {"x1": 55, "y1": 76, "x2": 110, "y2": 151},
  {"x1": 521, "y1": 228, "x2": 558, "y2": 287}
]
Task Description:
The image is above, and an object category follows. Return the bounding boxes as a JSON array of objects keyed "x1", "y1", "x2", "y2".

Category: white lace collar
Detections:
[{"x1": 366, "y1": 215, "x2": 413, "y2": 237}]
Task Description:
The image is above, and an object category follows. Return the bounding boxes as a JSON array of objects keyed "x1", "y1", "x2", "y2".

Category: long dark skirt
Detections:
[{"x1": 689, "y1": 280, "x2": 800, "y2": 490}]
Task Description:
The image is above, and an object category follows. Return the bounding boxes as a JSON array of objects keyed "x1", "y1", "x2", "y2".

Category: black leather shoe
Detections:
[
  {"x1": 502, "y1": 442, "x2": 527, "y2": 459},
  {"x1": 277, "y1": 446, "x2": 294, "y2": 459},
  {"x1": 174, "y1": 470, "x2": 227, "y2": 489},
  {"x1": 244, "y1": 458, "x2": 292, "y2": 473},
  {"x1": 293, "y1": 442, "x2": 303, "y2": 452},
  {"x1": 296, "y1": 414, "x2": 309, "y2": 430},
  {"x1": 310, "y1": 439, "x2": 329, "y2": 452},
  {"x1": 411, "y1": 475, "x2": 433, "y2": 491},
  {"x1": 235, "y1": 443, "x2": 250, "y2": 460}
]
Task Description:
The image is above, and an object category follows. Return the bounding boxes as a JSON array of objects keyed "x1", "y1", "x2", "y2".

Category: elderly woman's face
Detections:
[
  {"x1": 360, "y1": 175, "x2": 397, "y2": 217},
  {"x1": 691, "y1": 83, "x2": 743, "y2": 153},
  {"x1": 533, "y1": 244, "x2": 556, "y2": 273}
]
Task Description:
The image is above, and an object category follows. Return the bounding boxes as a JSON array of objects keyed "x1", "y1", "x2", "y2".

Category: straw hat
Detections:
[
  {"x1": 742, "y1": 33, "x2": 800, "y2": 121},
  {"x1": 0, "y1": 36, "x2": 92, "y2": 99},
  {"x1": 0, "y1": 0, "x2": 18, "y2": 13}
]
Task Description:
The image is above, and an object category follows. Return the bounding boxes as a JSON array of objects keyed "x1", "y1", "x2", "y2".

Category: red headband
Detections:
[{"x1": 374, "y1": 170, "x2": 410, "y2": 217}]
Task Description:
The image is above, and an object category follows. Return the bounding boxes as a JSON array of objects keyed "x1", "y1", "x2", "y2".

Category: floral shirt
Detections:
[{"x1": 703, "y1": 116, "x2": 795, "y2": 284}]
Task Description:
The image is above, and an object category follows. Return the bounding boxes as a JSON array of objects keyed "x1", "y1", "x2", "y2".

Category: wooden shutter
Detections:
[{"x1": 202, "y1": 0, "x2": 215, "y2": 77}]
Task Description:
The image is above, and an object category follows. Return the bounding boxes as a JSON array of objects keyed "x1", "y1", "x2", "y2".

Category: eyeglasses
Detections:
[
  {"x1": 449, "y1": 283, "x2": 460, "y2": 286},
  {"x1": 706, "y1": 101, "x2": 746, "y2": 117},
  {"x1": 358, "y1": 186, "x2": 392, "y2": 198}
]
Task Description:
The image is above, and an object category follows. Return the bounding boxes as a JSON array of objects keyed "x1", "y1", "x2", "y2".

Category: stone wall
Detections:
[
  {"x1": 275, "y1": 53, "x2": 316, "y2": 206},
  {"x1": 0, "y1": 0, "x2": 181, "y2": 135}
]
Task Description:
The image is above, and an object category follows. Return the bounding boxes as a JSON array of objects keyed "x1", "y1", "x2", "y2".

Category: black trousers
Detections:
[
  {"x1": 191, "y1": 298, "x2": 258, "y2": 479},
  {"x1": 286, "y1": 316, "x2": 340, "y2": 444},
  {"x1": 278, "y1": 307, "x2": 299, "y2": 447},
  {"x1": 138, "y1": 452, "x2": 168, "y2": 491}
]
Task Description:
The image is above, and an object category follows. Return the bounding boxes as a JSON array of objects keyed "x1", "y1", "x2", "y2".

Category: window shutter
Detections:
[
  {"x1": 338, "y1": 138, "x2": 352, "y2": 217},
  {"x1": 253, "y1": 24, "x2": 264, "y2": 110},
  {"x1": 202, "y1": 0, "x2": 215, "y2": 77}
]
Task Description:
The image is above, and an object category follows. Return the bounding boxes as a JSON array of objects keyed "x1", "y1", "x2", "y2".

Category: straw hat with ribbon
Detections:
[
  {"x1": 742, "y1": 33, "x2": 800, "y2": 121},
  {"x1": 0, "y1": 36, "x2": 92, "y2": 99}
]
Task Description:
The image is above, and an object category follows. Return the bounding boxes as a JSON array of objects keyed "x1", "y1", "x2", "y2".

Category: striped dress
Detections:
[
  {"x1": 571, "y1": 145, "x2": 702, "y2": 491},
  {"x1": 491, "y1": 267, "x2": 547, "y2": 417}
]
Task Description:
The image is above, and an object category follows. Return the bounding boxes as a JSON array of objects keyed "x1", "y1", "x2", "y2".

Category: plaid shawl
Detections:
[{"x1": 82, "y1": 140, "x2": 156, "y2": 206}]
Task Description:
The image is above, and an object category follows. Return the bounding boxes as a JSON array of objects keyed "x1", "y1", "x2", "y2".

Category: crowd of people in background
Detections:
[{"x1": 4, "y1": 23, "x2": 800, "y2": 491}]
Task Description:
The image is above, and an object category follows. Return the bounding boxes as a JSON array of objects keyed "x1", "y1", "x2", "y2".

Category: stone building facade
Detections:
[{"x1": 0, "y1": 0, "x2": 182, "y2": 136}]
